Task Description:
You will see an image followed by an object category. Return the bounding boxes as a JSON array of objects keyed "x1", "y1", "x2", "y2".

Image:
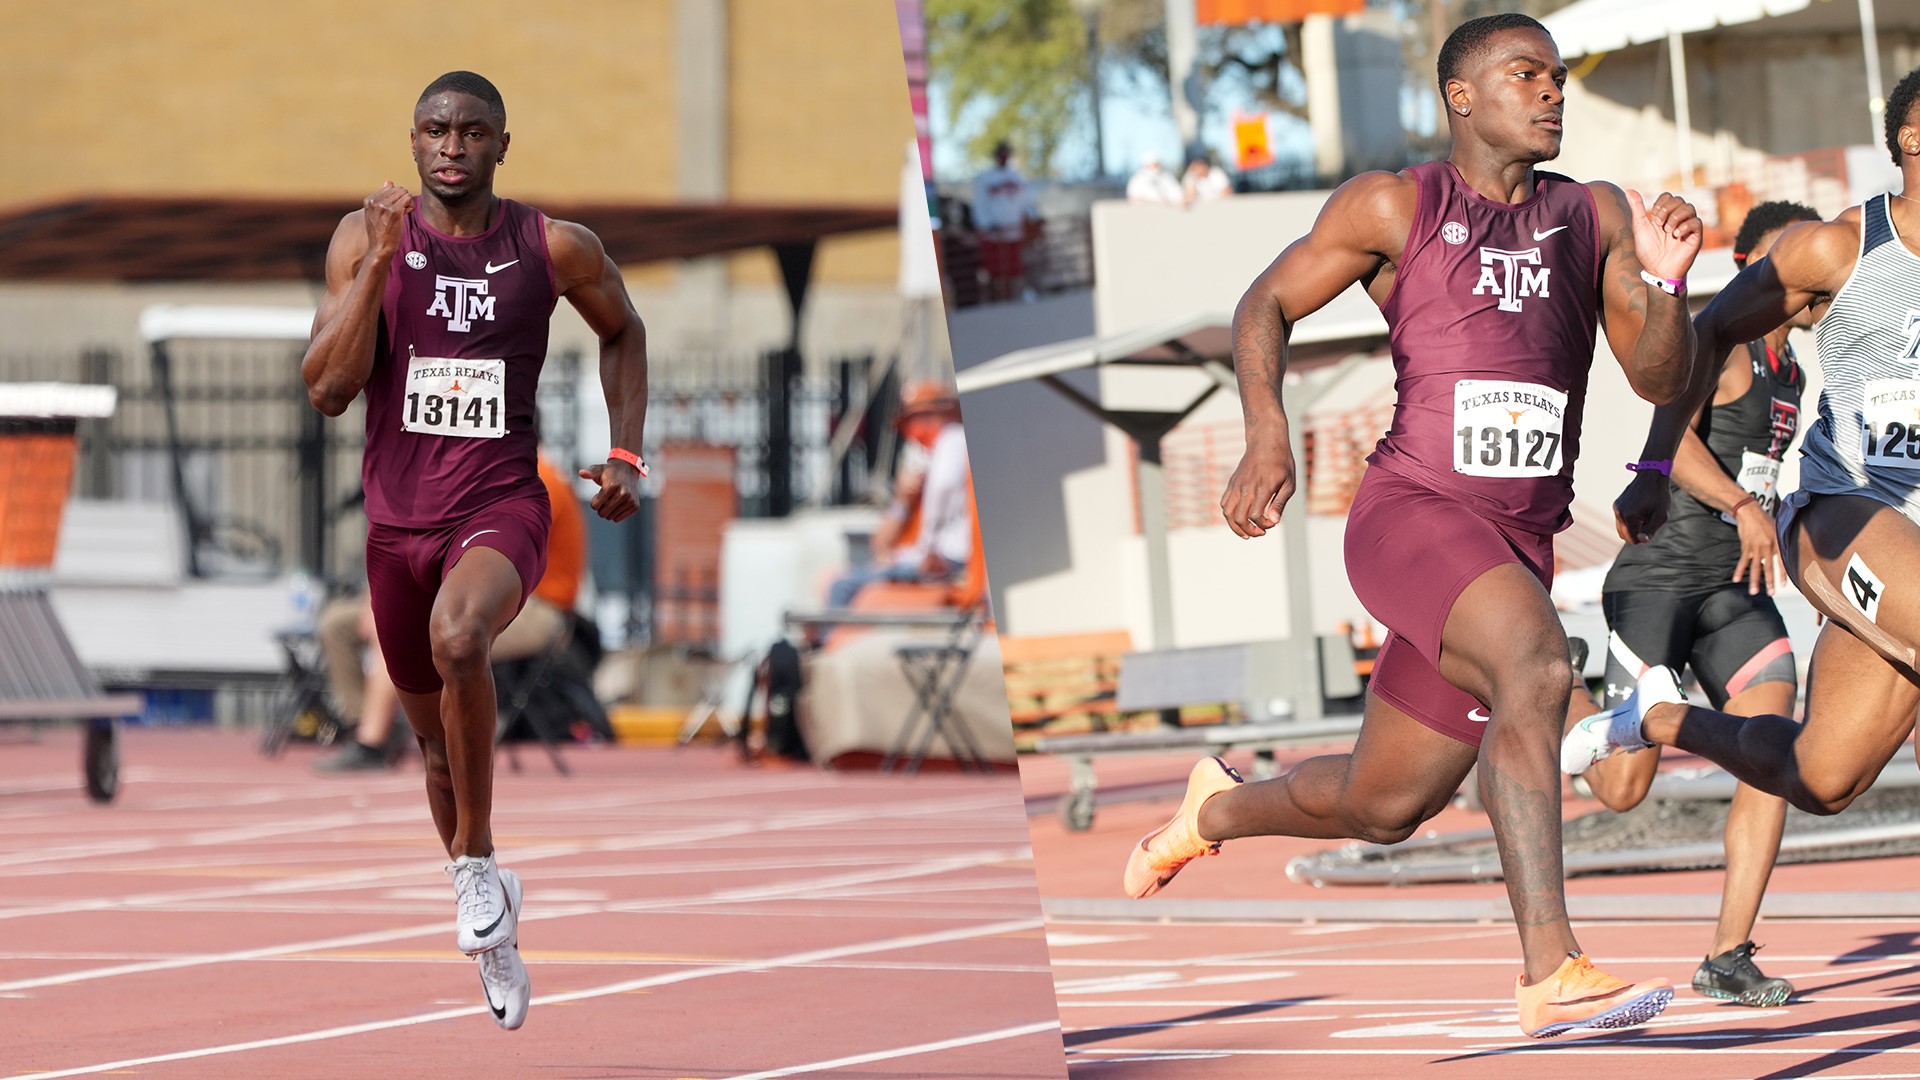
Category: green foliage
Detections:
[{"x1": 927, "y1": 0, "x2": 1090, "y2": 176}]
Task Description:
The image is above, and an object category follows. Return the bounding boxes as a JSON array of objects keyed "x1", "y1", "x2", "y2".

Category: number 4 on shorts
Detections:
[{"x1": 1846, "y1": 553, "x2": 1885, "y2": 623}]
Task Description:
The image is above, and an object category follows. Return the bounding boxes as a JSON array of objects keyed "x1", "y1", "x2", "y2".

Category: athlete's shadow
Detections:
[
  {"x1": 1832, "y1": 930, "x2": 1920, "y2": 965},
  {"x1": 1059, "y1": 995, "x2": 1330, "y2": 1049}
]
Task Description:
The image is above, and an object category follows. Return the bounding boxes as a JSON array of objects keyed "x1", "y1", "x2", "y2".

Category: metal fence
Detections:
[{"x1": 1, "y1": 344, "x2": 895, "y2": 646}]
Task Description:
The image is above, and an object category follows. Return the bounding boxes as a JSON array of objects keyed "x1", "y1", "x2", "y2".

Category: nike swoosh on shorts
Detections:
[
  {"x1": 1532, "y1": 226, "x2": 1568, "y2": 240},
  {"x1": 1468, "y1": 708, "x2": 1492, "y2": 723},
  {"x1": 462, "y1": 529, "x2": 501, "y2": 548},
  {"x1": 485, "y1": 259, "x2": 520, "y2": 274}
]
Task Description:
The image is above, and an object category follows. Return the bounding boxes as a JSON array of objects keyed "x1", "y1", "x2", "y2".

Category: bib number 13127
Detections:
[{"x1": 1452, "y1": 379, "x2": 1568, "y2": 478}]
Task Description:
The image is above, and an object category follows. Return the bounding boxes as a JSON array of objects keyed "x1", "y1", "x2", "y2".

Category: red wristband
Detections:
[
  {"x1": 1729, "y1": 494, "x2": 1757, "y2": 515},
  {"x1": 609, "y1": 447, "x2": 648, "y2": 477}
]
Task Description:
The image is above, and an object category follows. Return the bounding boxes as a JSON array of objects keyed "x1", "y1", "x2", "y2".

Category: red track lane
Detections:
[
  {"x1": 0, "y1": 727, "x2": 1069, "y2": 1079},
  {"x1": 1022, "y1": 746, "x2": 1920, "y2": 1079}
]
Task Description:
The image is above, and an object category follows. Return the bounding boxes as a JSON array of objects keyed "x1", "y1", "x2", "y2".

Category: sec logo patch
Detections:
[
  {"x1": 1442, "y1": 221, "x2": 1469, "y2": 245},
  {"x1": 405, "y1": 251, "x2": 428, "y2": 270}
]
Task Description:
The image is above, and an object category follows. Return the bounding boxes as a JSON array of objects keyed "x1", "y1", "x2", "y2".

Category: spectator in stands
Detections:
[
  {"x1": 971, "y1": 140, "x2": 1041, "y2": 302},
  {"x1": 315, "y1": 448, "x2": 589, "y2": 771},
  {"x1": 1127, "y1": 152, "x2": 1185, "y2": 206},
  {"x1": 827, "y1": 382, "x2": 972, "y2": 608},
  {"x1": 314, "y1": 590, "x2": 406, "y2": 771},
  {"x1": 1182, "y1": 153, "x2": 1233, "y2": 204}
]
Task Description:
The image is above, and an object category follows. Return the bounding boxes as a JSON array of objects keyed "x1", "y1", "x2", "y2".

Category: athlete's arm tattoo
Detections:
[{"x1": 1231, "y1": 285, "x2": 1290, "y2": 436}]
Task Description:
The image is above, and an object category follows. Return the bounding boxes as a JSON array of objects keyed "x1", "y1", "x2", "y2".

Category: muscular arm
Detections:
[
  {"x1": 551, "y1": 219, "x2": 648, "y2": 520},
  {"x1": 1667, "y1": 358, "x2": 1751, "y2": 513},
  {"x1": 1592, "y1": 182, "x2": 1702, "y2": 406},
  {"x1": 1222, "y1": 171, "x2": 1412, "y2": 537},
  {"x1": 1615, "y1": 217, "x2": 1847, "y2": 543},
  {"x1": 303, "y1": 184, "x2": 412, "y2": 416}
]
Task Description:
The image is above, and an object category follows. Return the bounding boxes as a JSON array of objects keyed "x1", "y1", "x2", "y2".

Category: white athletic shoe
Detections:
[
  {"x1": 448, "y1": 853, "x2": 517, "y2": 956},
  {"x1": 1560, "y1": 665, "x2": 1685, "y2": 775},
  {"x1": 476, "y1": 869, "x2": 529, "y2": 1030}
]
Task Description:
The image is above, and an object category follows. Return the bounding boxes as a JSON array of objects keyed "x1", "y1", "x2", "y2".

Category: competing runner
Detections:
[
  {"x1": 1123, "y1": 14, "x2": 1704, "y2": 1038},
  {"x1": 302, "y1": 71, "x2": 648, "y2": 1030},
  {"x1": 1569, "y1": 201, "x2": 1822, "y2": 1007},
  {"x1": 1566, "y1": 68, "x2": 1920, "y2": 909}
]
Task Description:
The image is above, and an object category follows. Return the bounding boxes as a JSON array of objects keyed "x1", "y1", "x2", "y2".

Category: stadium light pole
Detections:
[
  {"x1": 1861, "y1": 0, "x2": 1885, "y2": 146},
  {"x1": 1073, "y1": 0, "x2": 1108, "y2": 181}
]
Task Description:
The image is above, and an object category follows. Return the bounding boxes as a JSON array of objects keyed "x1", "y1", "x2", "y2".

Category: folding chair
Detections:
[
  {"x1": 881, "y1": 601, "x2": 992, "y2": 775},
  {"x1": 495, "y1": 626, "x2": 578, "y2": 776}
]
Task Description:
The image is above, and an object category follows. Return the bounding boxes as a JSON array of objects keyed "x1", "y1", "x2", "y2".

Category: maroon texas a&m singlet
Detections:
[
  {"x1": 1367, "y1": 160, "x2": 1602, "y2": 534},
  {"x1": 362, "y1": 198, "x2": 558, "y2": 528}
]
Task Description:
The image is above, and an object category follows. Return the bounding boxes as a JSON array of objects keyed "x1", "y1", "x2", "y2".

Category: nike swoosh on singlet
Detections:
[
  {"x1": 462, "y1": 529, "x2": 501, "y2": 548},
  {"x1": 485, "y1": 259, "x2": 520, "y2": 274},
  {"x1": 1531, "y1": 226, "x2": 1568, "y2": 241},
  {"x1": 1467, "y1": 708, "x2": 1492, "y2": 723}
]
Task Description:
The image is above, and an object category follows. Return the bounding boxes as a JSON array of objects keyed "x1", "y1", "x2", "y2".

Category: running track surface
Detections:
[
  {"x1": 1, "y1": 727, "x2": 1069, "y2": 1079},
  {"x1": 1023, "y1": 747, "x2": 1920, "y2": 1079}
]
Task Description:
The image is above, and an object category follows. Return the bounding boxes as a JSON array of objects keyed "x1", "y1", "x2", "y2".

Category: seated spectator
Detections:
[
  {"x1": 1127, "y1": 153, "x2": 1185, "y2": 206},
  {"x1": 313, "y1": 589, "x2": 407, "y2": 772},
  {"x1": 827, "y1": 382, "x2": 972, "y2": 609},
  {"x1": 1183, "y1": 154, "x2": 1233, "y2": 203}
]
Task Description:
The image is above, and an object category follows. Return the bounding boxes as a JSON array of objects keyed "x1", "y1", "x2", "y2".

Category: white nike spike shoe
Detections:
[
  {"x1": 1561, "y1": 665, "x2": 1685, "y2": 775},
  {"x1": 476, "y1": 868, "x2": 529, "y2": 1030},
  {"x1": 448, "y1": 853, "x2": 517, "y2": 956}
]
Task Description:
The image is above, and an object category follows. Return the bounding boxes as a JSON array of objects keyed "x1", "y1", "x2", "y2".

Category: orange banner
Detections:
[
  {"x1": 1197, "y1": 0, "x2": 1363, "y2": 24},
  {"x1": 1232, "y1": 113, "x2": 1274, "y2": 171}
]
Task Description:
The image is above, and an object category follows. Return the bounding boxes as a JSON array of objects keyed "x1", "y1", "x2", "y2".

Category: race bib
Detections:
[
  {"x1": 402, "y1": 352, "x2": 506, "y2": 439},
  {"x1": 1452, "y1": 379, "x2": 1567, "y2": 478},
  {"x1": 1861, "y1": 378, "x2": 1920, "y2": 471},
  {"x1": 1720, "y1": 450, "x2": 1783, "y2": 523}
]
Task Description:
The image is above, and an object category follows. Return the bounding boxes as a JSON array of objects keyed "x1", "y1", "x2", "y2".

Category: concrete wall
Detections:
[{"x1": 1, "y1": 1, "x2": 918, "y2": 359}]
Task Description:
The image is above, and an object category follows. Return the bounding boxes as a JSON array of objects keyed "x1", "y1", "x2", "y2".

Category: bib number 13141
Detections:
[
  {"x1": 402, "y1": 351, "x2": 507, "y2": 440},
  {"x1": 1452, "y1": 379, "x2": 1568, "y2": 478}
]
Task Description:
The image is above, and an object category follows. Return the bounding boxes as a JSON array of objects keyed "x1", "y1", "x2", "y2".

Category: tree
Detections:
[{"x1": 927, "y1": 0, "x2": 1090, "y2": 176}]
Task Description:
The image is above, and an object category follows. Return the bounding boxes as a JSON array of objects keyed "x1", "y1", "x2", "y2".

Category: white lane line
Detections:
[
  {"x1": 720, "y1": 1020, "x2": 1062, "y2": 1080},
  {"x1": 0, "y1": 792, "x2": 1017, "y2": 921},
  {"x1": 0, "y1": 847, "x2": 1026, "y2": 992},
  {"x1": 6, "y1": 918, "x2": 1045, "y2": 1080},
  {"x1": 1065, "y1": 1046, "x2": 1920, "y2": 1057}
]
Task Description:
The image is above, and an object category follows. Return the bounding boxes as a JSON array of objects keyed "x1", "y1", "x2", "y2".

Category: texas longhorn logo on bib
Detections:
[
  {"x1": 1452, "y1": 379, "x2": 1566, "y2": 478},
  {"x1": 1721, "y1": 451, "x2": 1783, "y2": 523},
  {"x1": 402, "y1": 347, "x2": 506, "y2": 439},
  {"x1": 1861, "y1": 377, "x2": 1920, "y2": 471}
]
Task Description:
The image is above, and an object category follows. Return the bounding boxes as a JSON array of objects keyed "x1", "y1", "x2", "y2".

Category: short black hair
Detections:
[
  {"x1": 1733, "y1": 200, "x2": 1821, "y2": 263},
  {"x1": 417, "y1": 71, "x2": 506, "y2": 127},
  {"x1": 1437, "y1": 14, "x2": 1551, "y2": 97},
  {"x1": 1885, "y1": 65, "x2": 1920, "y2": 165}
]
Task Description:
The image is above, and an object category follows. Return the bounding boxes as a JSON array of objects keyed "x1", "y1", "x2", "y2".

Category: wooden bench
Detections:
[
  {"x1": 997, "y1": 629, "x2": 1134, "y2": 737},
  {"x1": 1031, "y1": 637, "x2": 1366, "y2": 830}
]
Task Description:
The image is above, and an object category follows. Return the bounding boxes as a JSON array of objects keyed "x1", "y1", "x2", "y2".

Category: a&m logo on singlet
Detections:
[
  {"x1": 426, "y1": 275, "x2": 497, "y2": 333},
  {"x1": 1473, "y1": 247, "x2": 1551, "y2": 312}
]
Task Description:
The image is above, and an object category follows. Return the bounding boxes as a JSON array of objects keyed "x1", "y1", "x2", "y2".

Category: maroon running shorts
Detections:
[
  {"x1": 1344, "y1": 467, "x2": 1555, "y2": 747},
  {"x1": 364, "y1": 492, "x2": 551, "y2": 695},
  {"x1": 979, "y1": 238, "x2": 1024, "y2": 280}
]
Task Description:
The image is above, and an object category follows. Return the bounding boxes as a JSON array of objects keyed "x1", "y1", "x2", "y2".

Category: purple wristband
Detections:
[{"x1": 1625, "y1": 459, "x2": 1673, "y2": 476}]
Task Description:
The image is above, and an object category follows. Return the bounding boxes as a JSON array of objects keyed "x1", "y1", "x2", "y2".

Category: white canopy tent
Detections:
[{"x1": 1542, "y1": 0, "x2": 1886, "y2": 178}]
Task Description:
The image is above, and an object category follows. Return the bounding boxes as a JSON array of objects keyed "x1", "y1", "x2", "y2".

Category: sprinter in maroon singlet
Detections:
[
  {"x1": 1121, "y1": 15, "x2": 1705, "y2": 1038},
  {"x1": 302, "y1": 71, "x2": 648, "y2": 1031}
]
